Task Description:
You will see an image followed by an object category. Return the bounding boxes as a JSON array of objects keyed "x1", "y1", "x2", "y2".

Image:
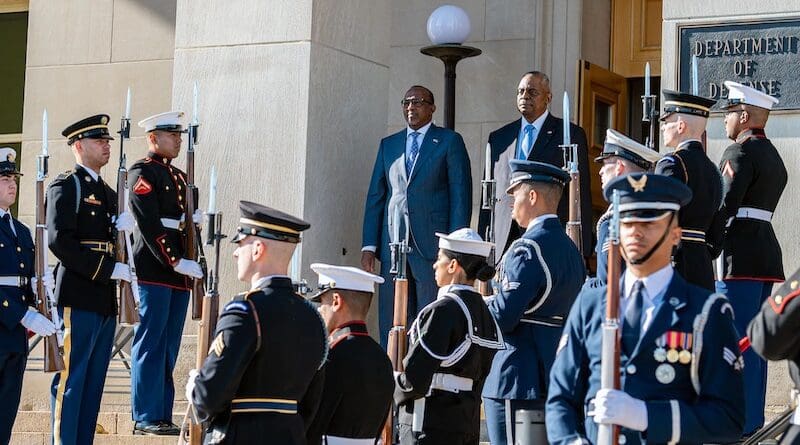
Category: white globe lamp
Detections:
[{"x1": 426, "y1": 5, "x2": 471, "y2": 45}]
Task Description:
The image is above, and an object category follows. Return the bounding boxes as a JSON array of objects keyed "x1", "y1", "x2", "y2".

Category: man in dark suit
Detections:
[
  {"x1": 361, "y1": 85, "x2": 472, "y2": 347},
  {"x1": 478, "y1": 71, "x2": 592, "y2": 265}
]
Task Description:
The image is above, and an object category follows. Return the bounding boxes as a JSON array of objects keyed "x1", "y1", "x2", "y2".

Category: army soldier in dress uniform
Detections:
[
  {"x1": 717, "y1": 80, "x2": 786, "y2": 436},
  {"x1": 305, "y1": 264, "x2": 393, "y2": 445},
  {"x1": 186, "y1": 201, "x2": 327, "y2": 444},
  {"x1": 547, "y1": 172, "x2": 745, "y2": 445},
  {"x1": 591, "y1": 130, "x2": 660, "y2": 286},
  {"x1": 748, "y1": 269, "x2": 800, "y2": 444},
  {"x1": 128, "y1": 111, "x2": 203, "y2": 435},
  {"x1": 482, "y1": 161, "x2": 585, "y2": 445},
  {"x1": 655, "y1": 90, "x2": 723, "y2": 291},
  {"x1": 0, "y1": 147, "x2": 56, "y2": 444},
  {"x1": 48, "y1": 115, "x2": 135, "y2": 445},
  {"x1": 394, "y1": 228, "x2": 504, "y2": 445}
]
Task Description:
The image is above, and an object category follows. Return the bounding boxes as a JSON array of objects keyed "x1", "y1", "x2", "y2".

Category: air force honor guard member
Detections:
[
  {"x1": 717, "y1": 80, "x2": 786, "y2": 436},
  {"x1": 128, "y1": 111, "x2": 203, "y2": 436},
  {"x1": 186, "y1": 201, "x2": 328, "y2": 444},
  {"x1": 656, "y1": 90, "x2": 723, "y2": 291},
  {"x1": 394, "y1": 228, "x2": 504, "y2": 444},
  {"x1": 547, "y1": 173, "x2": 745, "y2": 445},
  {"x1": 482, "y1": 161, "x2": 585, "y2": 445},
  {"x1": 305, "y1": 264, "x2": 394, "y2": 445},
  {"x1": 592, "y1": 130, "x2": 660, "y2": 286},
  {"x1": 48, "y1": 115, "x2": 135, "y2": 445},
  {"x1": 0, "y1": 147, "x2": 56, "y2": 445}
]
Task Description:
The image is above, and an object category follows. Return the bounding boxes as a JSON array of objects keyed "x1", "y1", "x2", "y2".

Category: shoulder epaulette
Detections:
[{"x1": 54, "y1": 170, "x2": 74, "y2": 181}]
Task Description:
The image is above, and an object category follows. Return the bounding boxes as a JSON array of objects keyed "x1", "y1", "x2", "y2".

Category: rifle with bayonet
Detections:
[
  {"x1": 477, "y1": 143, "x2": 497, "y2": 296},
  {"x1": 642, "y1": 62, "x2": 657, "y2": 150},
  {"x1": 561, "y1": 92, "x2": 583, "y2": 254},
  {"x1": 117, "y1": 89, "x2": 140, "y2": 326},
  {"x1": 380, "y1": 207, "x2": 411, "y2": 445},
  {"x1": 186, "y1": 83, "x2": 208, "y2": 320},
  {"x1": 597, "y1": 190, "x2": 621, "y2": 445}
]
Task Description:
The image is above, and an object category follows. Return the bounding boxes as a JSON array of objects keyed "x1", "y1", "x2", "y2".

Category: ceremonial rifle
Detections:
[
  {"x1": 380, "y1": 207, "x2": 411, "y2": 445},
  {"x1": 34, "y1": 110, "x2": 65, "y2": 373},
  {"x1": 597, "y1": 190, "x2": 621, "y2": 445},
  {"x1": 561, "y1": 92, "x2": 583, "y2": 254},
  {"x1": 186, "y1": 82, "x2": 208, "y2": 320},
  {"x1": 642, "y1": 62, "x2": 657, "y2": 150},
  {"x1": 477, "y1": 143, "x2": 496, "y2": 296},
  {"x1": 117, "y1": 89, "x2": 140, "y2": 326}
]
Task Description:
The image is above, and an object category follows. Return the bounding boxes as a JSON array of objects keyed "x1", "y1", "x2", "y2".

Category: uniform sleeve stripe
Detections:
[{"x1": 669, "y1": 399, "x2": 680, "y2": 444}]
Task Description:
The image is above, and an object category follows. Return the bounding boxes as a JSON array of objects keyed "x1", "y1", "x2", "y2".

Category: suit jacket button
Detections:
[{"x1": 626, "y1": 364, "x2": 636, "y2": 374}]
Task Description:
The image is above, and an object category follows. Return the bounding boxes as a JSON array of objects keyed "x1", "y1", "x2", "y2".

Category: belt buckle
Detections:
[{"x1": 17, "y1": 276, "x2": 28, "y2": 287}]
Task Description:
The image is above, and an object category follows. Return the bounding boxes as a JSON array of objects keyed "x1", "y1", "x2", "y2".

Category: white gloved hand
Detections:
[
  {"x1": 186, "y1": 368, "x2": 199, "y2": 402},
  {"x1": 111, "y1": 262, "x2": 132, "y2": 282},
  {"x1": 192, "y1": 209, "x2": 203, "y2": 226},
  {"x1": 115, "y1": 211, "x2": 136, "y2": 233},
  {"x1": 31, "y1": 270, "x2": 56, "y2": 296},
  {"x1": 20, "y1": 308, "x2": 57, "y2": 336},
  {"x1": 174, "y1": 259, "x2": 203, "y2": 279},
  {"x1": 591, "y1": 388, "x2": 648, "y2": 432}
]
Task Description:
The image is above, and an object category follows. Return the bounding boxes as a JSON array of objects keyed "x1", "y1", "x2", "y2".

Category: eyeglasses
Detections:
[{"x1": 401, "y1": 98, "x2": 430, "y2": 108}]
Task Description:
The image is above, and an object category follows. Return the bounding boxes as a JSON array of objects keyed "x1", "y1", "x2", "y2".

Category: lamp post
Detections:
[{"x1": 420, "y1": 5, "x2": 481, "y2": 130}]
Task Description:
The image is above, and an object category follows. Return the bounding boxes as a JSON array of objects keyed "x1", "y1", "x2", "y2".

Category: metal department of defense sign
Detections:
[{"x1": 678, "y1": 19, "x2": 800, "y2": 111}]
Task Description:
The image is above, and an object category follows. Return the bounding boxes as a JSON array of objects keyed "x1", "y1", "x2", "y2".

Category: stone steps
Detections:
[
  {"x1": 10, "y1": 432, "x2": 178, "y2": 445},
  {"x1": 12, "y1": 410, "x2": 185, "y2": 444}
]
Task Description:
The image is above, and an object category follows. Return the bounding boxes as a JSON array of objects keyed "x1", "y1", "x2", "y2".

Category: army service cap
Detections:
[
  {"x1": 506, "y1": 160, "x2": 570, "y2": 194},
  {"x1": 232, "y1": 200, "x2": 310, "y2": 244},
  {"x1": 62, "y1": 114, "x2": 115, "y2": 145},
  {"x1": 603, "y1": 173, "x2": 692, "y2": 223},
  {"x1": 724, "y1": 81, "x2": 779, "y2": 110},
  {"x1": 138, "y1": 111, "x2": 185, "y2": 133},
  {"x1": 436, "y1": 228, "x2": 493, "y2": 258},
  {"x1": 660, "y1": 90, "x2": 716, "y2": 120},
  {"x1": 0, "y1": 147, "x2": 22, "y2": 176},
  {"x1": 594, "y1": 129, "x2": 661, "y2": 170},
  {"x1": 309, "y1": 263, "x2": 384, "y2": 302}
]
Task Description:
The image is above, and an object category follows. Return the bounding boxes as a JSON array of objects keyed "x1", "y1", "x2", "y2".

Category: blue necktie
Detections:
[
  {"x1": 2, "y1": 213, "x2": 16, "y2": 240},
  {"x1": 519, "y1": 124, "x2": 535, "y2": 159},
  {"x1": 406, "y1": 131, "x2": 420, "y2": 176},
  {"x1": 622, "y1": 280, "x2": 644, "y2": 355}
]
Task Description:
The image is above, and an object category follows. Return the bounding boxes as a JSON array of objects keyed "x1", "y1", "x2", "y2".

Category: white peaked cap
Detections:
[
  {"x1": 436, "y1": 228, "x2": 493, "y2": 258},
  {"x1": 138, "y1": 111, "x2": 186, "y2": 132},
  {"x1": 0, "y1": 147, "x2": 16, "y2": 163},
  {"x1": 604, "y1": 129, "x2": 662, "y2": 164},
  {"x1": 311, "y1": 263, "x2": 384, "y2": 293},
  {"x1": 724, "y1": 81, "x2": 779, "y2": 110}
]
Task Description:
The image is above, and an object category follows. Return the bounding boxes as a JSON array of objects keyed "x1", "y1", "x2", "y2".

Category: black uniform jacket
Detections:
[
  {"x1": 47, "y1": 165, "x2": 117, "y2": 316},
  {"x1": 128, "y1": 152, "x2": 193, "y2": 290},
  {"x1": 306, "y1": 321, "x2": 393, "y2": 444},
  {"x1": 655, "y1": 140, "x2": 723, "y2": 290},
  {"x1": 193, "y1": 276, "x2": 328, "y2": 445},
  {"x1": 0, "y1": 215, "x2": 35, "y2": 354},
  {"x1": 719, "y1": 129, "x2": 787, "y2": 281},
  {"x1": 396, "y1": 285, "x2": 504, "y2": 436}
]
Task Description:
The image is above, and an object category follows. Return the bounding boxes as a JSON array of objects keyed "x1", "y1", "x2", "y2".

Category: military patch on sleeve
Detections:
[
  {"x1": 210, "y1": 333, "x2": 225, "y2": 356},
  {"x1": 722, "y1": 346, "x2": 744, "y2": 371},
  {"x1": 224, "y1": 301, "x2": 250, "y2": 313},
  {"x1": 133, "y1": 176, "x2": 153, "y2": 195},
  {"x1": 557, "y1": 334, "x2": 568, "y2": 355},
  {"x1": 722, "y1": 160, "x2": 735, "y2": 179}
]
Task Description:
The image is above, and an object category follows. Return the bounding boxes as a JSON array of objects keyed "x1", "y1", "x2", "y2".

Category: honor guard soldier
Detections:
[
  {"x1": 547, "y1": 173, "x2": 745, "y2": 445},
  {"x1": 305, "y1": 264, "x2": 394, "y2": 445},
  {"x1": 748, "y1": 269, "x2": 800, "y2": 444},
  {"x1": 186, "y1": 201, "x2": 327, "y2": 444},
  {"x1": 656, "y1": 90, "x2": 723, "y2": 291},
  {"x1": 48, "y1": 115, "x2": 135, "y2": 445},
  {"x1": 0, "y1": 148, "x2": 56, "y2": 444},
  {"x1": 591, "y1": 130, "x2": 661, "y2": 286},
  {"x1": 717, "y1": 81, "x2": 787, "y2": 436},
  {"x1": 128, "y1": 111, "x2": 203, "y2": 435},
  {"x1": 394, "y1": 228, "x2": 504, "y2": 445},
  {"x1": 482, "y1": 161, "x2": 585, "y2": 445}
]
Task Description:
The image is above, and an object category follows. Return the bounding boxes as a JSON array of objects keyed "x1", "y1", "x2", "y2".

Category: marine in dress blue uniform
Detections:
[
  {"x1": 128, "y1": 111, "x2": 204, "y2": 435},
  {"x1": 186, "y1": 201, "x2": 328, "y2": 444},
  {"x1": 716, "y1": 81, "x2": 786, "y2": 435},
  {"x1": 48, "y1": 115, "x2": 134, "y2": 445},
  {"x1": 481, "y1": 161, "x2": 586, "y2": 445},
  {"x1": 0, "y1": 148, "x2": 56, "y2": 444},
  {"x1": 546, "y1": 173, "x2": 745, "y2": 444}
]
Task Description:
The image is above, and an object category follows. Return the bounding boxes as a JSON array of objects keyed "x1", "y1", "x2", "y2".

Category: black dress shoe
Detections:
[
  {"x1": 159, "y1": 421, "x2": 181, "y2": 436},
  {"x1": 133, "y1": 421, "x2": 179, "y2": 436}
]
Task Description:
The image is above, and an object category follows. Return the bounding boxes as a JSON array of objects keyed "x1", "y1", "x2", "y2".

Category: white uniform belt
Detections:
[
  {"x1": 736, "y1": 207, "x2": 773, "y2": 222},
  {"x1": 0, "y1": 276, "x2": 29, "y2": 287},
  {"x1": 323, "y1": 436, "x2": 376, "y2": 445},
  {"x1": 160, "y1": 217, "x2": 184, "y2": 230},
  {"x1": 429, "y1": 373, "x2": 473, "y2": 393}
]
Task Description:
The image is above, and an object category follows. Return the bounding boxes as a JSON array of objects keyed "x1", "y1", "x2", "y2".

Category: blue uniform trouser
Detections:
[
  {"x1": 716, "y1": 279, "x2": 774, "y2": 435},
  {"x1": 51, "y1": 307, "x2": 115, "y2": 445},
  {"x1": 378, "y1": 251, "x2": 439, "y2": 348},
  {"x1": 483, "y1": 397, "x2": 544, "y2": 445},
  {"x1": 0, "y1": 351, "x2": 26, "y2": 444},
  {"x1": 131, "y1": 283, "x2": 189, "y2": 422}
]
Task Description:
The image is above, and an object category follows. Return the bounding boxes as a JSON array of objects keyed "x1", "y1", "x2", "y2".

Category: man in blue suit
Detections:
[
  {"x1": 361, "y1": 85, "x2": 472, "y2": 347},
  {"x1": 546, "y1": 173, "x2": 745, "y2": 445},
  {"x1": 482, "y1": 160, "x2": 585, "y2": 445}
]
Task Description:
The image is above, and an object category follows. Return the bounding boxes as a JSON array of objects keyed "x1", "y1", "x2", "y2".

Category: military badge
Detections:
[
  {"x1": 655, "y1": 363, "x2": 675, "y2": 384},
  {"x1": 211, "y1": 332, "x2": 225, "y2": 356},
  {"x1": 83, "y1": 194, "x2": 102, "y2": 205},
  {"x1": 663, "y1": 331, "x2": 693, "y2": 365},
  {"x1": 723, "y1": 346, "x2": 743, "y2": 371},
  {"x1": 627, "y1": 174, "x2": 647, "y2": 192},
  {"x1": 133, "y1": 176, "x2": 153, "y2": 195},
  {"x1": 653, "y1": 335, "x2": 667, "y2": 362}
]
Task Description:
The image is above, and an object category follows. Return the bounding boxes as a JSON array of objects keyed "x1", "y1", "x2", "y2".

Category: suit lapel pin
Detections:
[
  {"x1": 432, "y1": 138, "x2": 439, "y2": 144},
  {"x1": 546, "y1": 130, "x2": 553, "y2": 135}
]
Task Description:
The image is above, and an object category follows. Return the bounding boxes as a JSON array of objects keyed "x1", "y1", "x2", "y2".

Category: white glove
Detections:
[
  {"x1": 20, "y1": 308, "x2": 57, "y2": 336},
  {"x1": 115, "y1": 211, "x2": 136, "y2": 233},
  {"x1": 111, "y1": 262, "x2": 132, "y2": 282},
  {"x1": 186, "y1": 368, "x2": 199, "y2": 402},
  {"x1": 193, "y1": 209, "x2": 203, "y2": 225},
  {"x1": 591, "y1": 388, "x2": 648, "y2": 432},
  {"x1": 174, "y1": 259, "x2": 203, "y2": 279},
  {"x1": 31, "y1": 270, "x2": 56, "y2": 296}
]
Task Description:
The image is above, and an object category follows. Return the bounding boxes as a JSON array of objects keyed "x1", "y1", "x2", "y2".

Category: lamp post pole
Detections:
[{"x1": 420, "y1": 44, "x2": 481, "y2": 130}]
